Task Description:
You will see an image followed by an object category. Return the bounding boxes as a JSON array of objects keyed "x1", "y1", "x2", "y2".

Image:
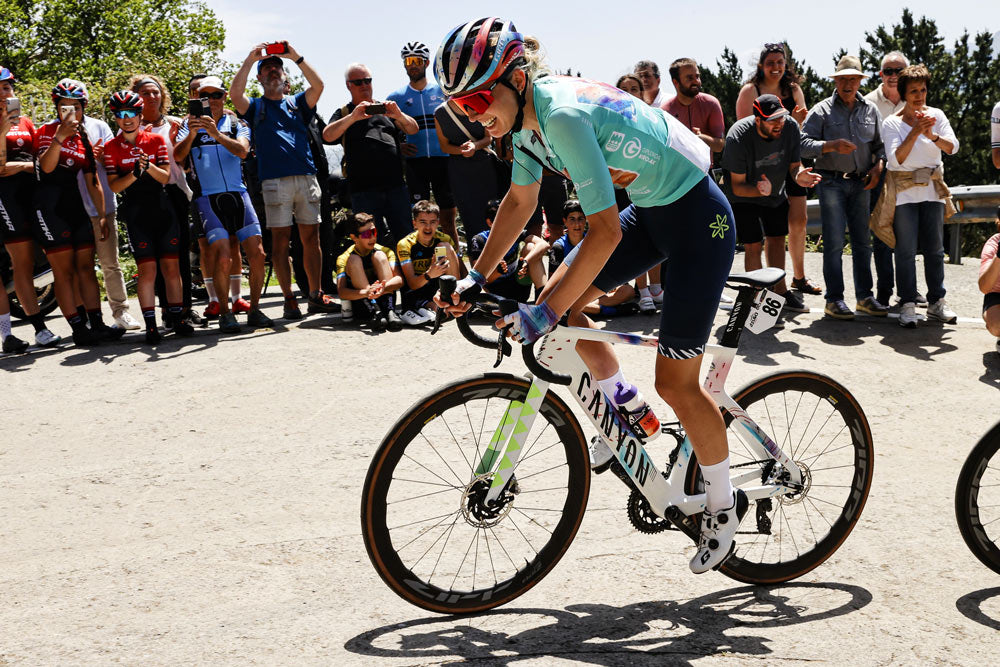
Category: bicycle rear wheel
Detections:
[
  {"x1": 686, "y1": 371, "x2": 874, "y2": 584},
  {"x1": 955, "y1": 421, "x2": 1000, "y2": 575},
  {"x1": 361, "y1": 373, "x2": 590, "y2": 614}
]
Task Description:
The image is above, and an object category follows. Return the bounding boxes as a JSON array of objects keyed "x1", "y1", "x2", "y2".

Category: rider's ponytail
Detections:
[{"x1": 520, "y1": 36, "x2": 551, "y2": 81}]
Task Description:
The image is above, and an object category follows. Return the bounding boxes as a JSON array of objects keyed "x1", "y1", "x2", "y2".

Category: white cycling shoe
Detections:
[
  {"x1": 588, "y1": 436, "x2": 614, "y2": 473},
  {"x1": 690, "y1": 489, "x2": 749, "y2": 574}
]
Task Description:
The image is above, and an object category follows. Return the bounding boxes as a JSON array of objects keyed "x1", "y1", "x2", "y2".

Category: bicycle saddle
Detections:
[{"x1": 726, "y1": 267, "x2": 785, "y2": 289}]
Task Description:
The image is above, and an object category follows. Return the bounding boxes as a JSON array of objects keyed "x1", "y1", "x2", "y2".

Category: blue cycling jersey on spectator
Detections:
[
  {"x1": 245, "y1": 91, "x2": 316, "y2": 181},
  {"x1": 386, "y1": 84, "x2": 447, "y2": 159},
  {"x1": 176, "y1": 115, "x2": 251, "y2": 196}
]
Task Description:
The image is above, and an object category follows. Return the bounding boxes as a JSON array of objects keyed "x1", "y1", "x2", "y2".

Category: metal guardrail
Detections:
[{"x1": 805, "y1": 184, "x2": 1000, "y2": 264}]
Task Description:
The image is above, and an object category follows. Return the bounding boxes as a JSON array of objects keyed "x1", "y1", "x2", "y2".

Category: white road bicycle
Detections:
[{"x1": 361, "y1": 270, "x2": 874, "y2": 614}]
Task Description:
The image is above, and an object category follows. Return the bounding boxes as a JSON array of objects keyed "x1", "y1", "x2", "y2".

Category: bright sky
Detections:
[{"x1": 204, "y1": 0, "x2": 1000, "y2": 120}]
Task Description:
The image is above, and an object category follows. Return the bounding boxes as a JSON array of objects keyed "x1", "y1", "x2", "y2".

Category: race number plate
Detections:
[{"x1": 745, "y1": 289, "x2": 784, "y2": 334}]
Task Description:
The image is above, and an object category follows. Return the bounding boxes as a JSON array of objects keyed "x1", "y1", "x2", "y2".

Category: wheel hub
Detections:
[
  {"x1": 780, "y1": 461, "x2": 812, "y2": 505},
  {"x1": 461, "y1": 474, "x2": 515, "y2": 528}
]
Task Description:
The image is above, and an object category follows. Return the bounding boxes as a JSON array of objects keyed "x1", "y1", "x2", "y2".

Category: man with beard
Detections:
[
  {"x1": 230, "y1": 41, "x2": 339, "y2": 320},
  {"x1": 386, "y1": 42, "x2": 459, "y2": 245},
  {"x1": 661, "y1": 58, "x2": 726, "y2": 155},
  {"x1": 722, "y1": 94, "x2": 821, "y2": 314},
  {"x1": 323, "y1": 64, "x2": 418, "y2": 247}
]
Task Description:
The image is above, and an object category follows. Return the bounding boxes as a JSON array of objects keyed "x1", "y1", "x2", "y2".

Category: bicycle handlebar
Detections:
[{"x1": 438, "y1": 276, "x2": 572, "y2": 385}]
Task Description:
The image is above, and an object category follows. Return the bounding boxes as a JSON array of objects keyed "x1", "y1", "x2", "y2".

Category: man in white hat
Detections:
[{"x1": 801, "y1": 55, "x2": 887, "y2": 320}]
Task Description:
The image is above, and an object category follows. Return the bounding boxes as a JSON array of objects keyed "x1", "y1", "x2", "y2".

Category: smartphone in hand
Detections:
[
  {"x1": 434, "y1": 246, "x2": 448, "y2": 262},
  {"x1": 59, "y1": 105, "x2": 74, "y2": 122},
  {"x1": 365, "y1": 103, "x2": 387, "y2": 116},
  {"x1": 6, "y1": 97, "x2": 20, "y2": 121},
  {"x1": 264, "y1": 42, "x2": 287, "y2": 55},
  {"x1": 187, "y1": 98, "x2": 209, "y2": 117}
]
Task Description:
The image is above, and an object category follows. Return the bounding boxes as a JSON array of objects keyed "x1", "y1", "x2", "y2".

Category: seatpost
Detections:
[{"x1": 718, "y1": 286, "x2": 757, "y2": 349}]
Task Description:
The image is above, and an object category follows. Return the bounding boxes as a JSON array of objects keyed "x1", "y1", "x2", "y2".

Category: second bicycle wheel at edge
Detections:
[
  {"x1": 955, "y1": 420, "x2": 1000, "y2": 575},
  {"x1": 687, "y1": 370, "x2": 874, "y2": 584},
  {"x1": 361, "y1": 373, "x2": 590, "y2": 614}
]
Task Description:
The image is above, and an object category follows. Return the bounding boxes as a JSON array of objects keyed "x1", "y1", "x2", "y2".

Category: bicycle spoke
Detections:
[
  {"x1": 388, "y1": 485, "x2": 465, "y2": 506},
  {"x1": 450, "y1": 527, "x2": 481, "y2": 591},
  {"x1": 792, "y1": 393, "x2": 824, "y2": 460},
  {"x1": 438, "y1": 411, "x2": 476, "y2": 479},
  {"x1": 403, "y1": 452, "x2": 460, "y2": 490},
  {"x1": 390, "y1": 509, "x2": 461, "y2": 535}
]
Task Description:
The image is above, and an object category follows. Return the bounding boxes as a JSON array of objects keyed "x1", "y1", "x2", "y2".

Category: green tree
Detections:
[
  {"x1": 0, "y1": 0, "x2": 225, "y2": 119},
  {"x1": 699, "y1": 47, "x2": 743, "y2": 129}
]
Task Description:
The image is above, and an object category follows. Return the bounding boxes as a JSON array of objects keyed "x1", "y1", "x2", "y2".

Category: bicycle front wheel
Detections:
[
  {"x1": 955, "y1": 421, "x2": 1000, "y2": 575},
  {"x1": 361, "y1": 373, "x2": 590, "y2": 614},
  {"x1": 687, "y1": 371, "x2": 874, "y2": 584}
]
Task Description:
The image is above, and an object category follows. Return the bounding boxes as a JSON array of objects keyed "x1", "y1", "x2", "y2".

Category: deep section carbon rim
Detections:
[
  {"x1": 955, "y1": 421, "x2": 1000, "y2": 575},
  {"x1": 362, "y1": 374, "x2": 589, "y2": 614}
]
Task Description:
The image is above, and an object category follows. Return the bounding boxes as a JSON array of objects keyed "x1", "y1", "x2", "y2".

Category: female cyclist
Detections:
[
  {"x1": 104, "y1": 91, "x2": 193, "y2": 344},
  {"x1": 735, "y1": 42, "x2": 820, "y2": 298},
  {"x1": 436, "y1": 18, "x2": 744, "y2": 574},
  {"x1": 0, "y1": 67, "x2": 61, "y2": 348},
  {"x1": 35, "y1": 79, "x2": 123, "y2": 346}
]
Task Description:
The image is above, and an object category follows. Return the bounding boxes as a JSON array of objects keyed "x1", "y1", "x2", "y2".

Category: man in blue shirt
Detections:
[
  {"x1": 387, "y1": 42, "x2": 458, "y2": 245},
  {"x1": 175, "y1": 76, "x2": 272, "y2": 333},
  {"x1": 230, "y1": 40, "x2": 339, "y2": 320}
]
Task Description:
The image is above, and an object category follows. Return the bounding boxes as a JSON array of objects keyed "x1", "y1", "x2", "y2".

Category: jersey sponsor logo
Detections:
[
  {"x1": 710, "y1": 213, "x2": 729, "y2": 239},
  {"x1": 571, "y1": 78, "x2": 637, "y2": 121},
  {"x1": 576, "y1": 177, "x2": 594, "y2": 190},
  {"x1": 66, "y1": 158, "x2": 75, "y2": 166},
  {"x1": 638, "y1": 148, "x2": 660, "y2": 166},
  {"x1": 622, "y1": 138, "x2": 641, "y2": 159},
  {"x1": 604, "y1": 131, "x2": 625, "y2": 152}
]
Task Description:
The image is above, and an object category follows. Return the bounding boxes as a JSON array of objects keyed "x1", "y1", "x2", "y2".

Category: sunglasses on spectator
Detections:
[
  {"x1": 357, "y1": 228, "x2": 377, "y2": 239},
  {"x1": 881, "y1": 67, "x2": 904, "y2": 76},
  {"x1": 763, "y1": 42, "x2": 785, "y2": 53},
  {"x1": 204, "y1": 91, "x2": 225, "y2": 99},
  {"x1": 404, "y1": 57, "x2": 426, "y2": 67},
  {"x1": 347, "y1": 77, "x2": 373, "y2": 86},
  {"x1": 113, "y1": 109, "x2": 141, "y2": 119}
]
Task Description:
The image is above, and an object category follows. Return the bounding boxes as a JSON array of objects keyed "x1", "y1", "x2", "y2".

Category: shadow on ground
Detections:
[
  {"x1": 956, "y1": 586, "x2": 1000, "y2": 631},
  {"x1": 345, "y1": 582, "x2": 871, "y2": 665}
]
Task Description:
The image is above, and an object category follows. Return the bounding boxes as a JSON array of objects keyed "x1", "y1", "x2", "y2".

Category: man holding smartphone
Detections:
[
  {"x1": 230, "y1": 40, "x2": 339, "y2": 320},
  {"x1": 323, "y1": 64, "x2": 418, "y2": 248}
]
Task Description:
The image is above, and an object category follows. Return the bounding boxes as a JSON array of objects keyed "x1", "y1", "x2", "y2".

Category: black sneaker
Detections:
[
  {"x1": 307, "y1": 291, "x2": 341, "y2": 314},
  {"x1": 385, "y1": 309, "x2": 403, "y2": 332},
  {"x1": 371, "y1": 314, "x2": 387, "y2": 332},
  {"x1": 172, "y1": 319, "x2": 195, "y2": 336},
  {"x1": 2, "y1": 334, "x2": 30, "y2": 354},
  {"x1": 145, "y1": 327, "x2": 162, "y2": 345},
  {"x1": 186, "y1": 310, "x2": 207, "y2": 326},
  {"x1": 247, "y1": 308, "x2": 274, "y2": 329},
  {"x1": 283, "y1": 297, "x2": 303, "y2": 321},
  {"x1": 93, "y1": 322, "x2": 127, "y2": 341},
  {"x1": 72, "y1": 328, "x2": 100, "y2": 346},
  {"x1": 824, "y1": 300, "x2": 855, "y2": 320},
  {"x1": 782, "y1": 291, "x2": 809, "y2": 313}
]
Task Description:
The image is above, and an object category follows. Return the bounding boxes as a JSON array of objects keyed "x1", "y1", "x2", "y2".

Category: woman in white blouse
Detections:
[{"x1": 881, "y1": 64, "x2": 959, "y2": 328}]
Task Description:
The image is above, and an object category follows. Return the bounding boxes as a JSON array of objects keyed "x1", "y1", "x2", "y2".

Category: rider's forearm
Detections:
[{"x1": 541, "y1": 206, "x2": 621, "y2": 316}]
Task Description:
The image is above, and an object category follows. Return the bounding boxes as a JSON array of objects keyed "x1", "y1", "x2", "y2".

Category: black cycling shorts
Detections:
[
  {"x1": 564, "y1": 176, "x2": 735, "y2": 358},
  {"x1": 984, "y1": 292, "x2": 1000, "y2": 315},
  {"x1": 732, "y1": 199, "x2": 790, "y2": 245},
  {"x1": 33, "y1": 182, "x2": 95, "y2": 252},
  {"x1": 0, "y1": 174, "x2": 38, "y2": 245},
  {"x1": 195, "y1": 191, "x2": 261, "y2": 245},
  {"x1": 405, "y1": 157, "x2": 455, "y2": 209},
  {"x1": 120, "y1": 190, "x2": 180, "y2": 262},
  {"x1": 401, "y1": 279, "x2": 437, "y2": 311}
]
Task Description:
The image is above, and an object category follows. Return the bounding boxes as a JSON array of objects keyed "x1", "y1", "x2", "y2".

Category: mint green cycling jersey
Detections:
[{"x1": 511, "y1": 76, "x2": 711, "y2": 214}]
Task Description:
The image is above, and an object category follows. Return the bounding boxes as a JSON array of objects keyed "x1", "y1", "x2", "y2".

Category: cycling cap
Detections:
[
  {"x1": 401, "y1": 41, "x2": 430, "y2": 60},
  {"x1": 51, "y1": 78, "x2": 89, "y2": 105},
  {"x1": 0, "y1": 68, "x2": 14, "y2": 83},
  {"x1": 434, "y1": 17, "x2": 524, "y2": 97},
  {"x1": 109, "y1": 90, "x2": 144, "y2": 112}
]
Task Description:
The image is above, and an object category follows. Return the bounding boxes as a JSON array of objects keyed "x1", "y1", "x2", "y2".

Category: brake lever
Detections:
[
  {"x1": 494, "y1": 299, "x2": 518, "y2": 368},
  {"x1": 430, "y1": 307, "x2": 447, "y2": 335}
]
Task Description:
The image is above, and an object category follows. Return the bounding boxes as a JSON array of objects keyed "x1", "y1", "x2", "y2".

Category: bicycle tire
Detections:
[
  {"x1": 361, "y1": 373, "x2": 590, "y2": 614},
  {"x1": 685, "y1": 370, "x2": 874, "y2": 584},
  {"x1": 955, "y1": 420, "x2": 1000, "y2": 575}
]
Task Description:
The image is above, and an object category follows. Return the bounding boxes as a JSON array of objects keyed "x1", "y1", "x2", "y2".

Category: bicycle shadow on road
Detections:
[
  {"x1": 955, "y1": 586, "x2": 1000, "y2": 631},
  {"x1": 344, "y1": 582, "x2": 871, "y2": 665},
  {"x1": 978, "y1": 352, "x2": 1000, "y2": 391}
]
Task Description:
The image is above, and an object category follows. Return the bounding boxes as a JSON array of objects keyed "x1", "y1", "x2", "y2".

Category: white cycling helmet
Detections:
[{"x1": 401, "y1": 42, "x2": 430, "y2": 60}]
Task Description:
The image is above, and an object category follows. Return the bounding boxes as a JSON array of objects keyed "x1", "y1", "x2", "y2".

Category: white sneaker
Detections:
[
  {"x1": 340, "y1": 300, "x2": 353, "y2": 323},
  {"x1": 690, "y1": 489, "x2": 749, "y2": 574},
  {"x1": 400, "y1": 310, "x2": 431, "y2": 326},
  {"x1": 649, "y1": 288, "x2": 664, "y2": 305},
  {"x1": 719, "y1": 293, "x2": 734, "y2": 304},
  {"x1": 638, "y1": 296, "x2": 656, "y2": 313},
  {"x1": 113, "y1": 311, "x2": 141, "y2": 330},
  {"x1": 927, "y1": 299, "x2": 957, "y2": 324},
  {"x1": 588, "y1": 435, "x2": 614, "y2": 473},
  {"x1": 898, "y1": 302, "x2": 918, "y2": 328},
  {"x1": 416, "y1": 307, "x2": 435, "y2": 322},
  {"x1": 35, "y1": 328, "x2": 62, "y2": 347}
]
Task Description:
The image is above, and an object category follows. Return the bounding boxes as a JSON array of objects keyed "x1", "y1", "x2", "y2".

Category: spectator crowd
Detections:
[{"x1": 2, "y1": 35, "x2": 999, "y2": 355}]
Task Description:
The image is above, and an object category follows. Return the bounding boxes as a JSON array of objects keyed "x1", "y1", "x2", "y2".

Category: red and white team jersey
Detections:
[
  {"x1": 35, "y1": 121, "x2": 95, "y2": 176},
  {"x1": 4, "y1": 116, "x2": 36, "y2": 162},
  {"x1": 103, "y1": 129, "x2": 169, "y2": 176}
]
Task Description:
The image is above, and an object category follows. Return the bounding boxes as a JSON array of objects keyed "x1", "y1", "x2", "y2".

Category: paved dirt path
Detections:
[{"x1": 3, "y1": 254, "x2": 999, "y2": 665}]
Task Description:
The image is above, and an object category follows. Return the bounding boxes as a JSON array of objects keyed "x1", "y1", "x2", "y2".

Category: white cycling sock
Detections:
[
  {"x1": 700, "y1": 457, "x2": 734, "y2": 512},
  {"x1": 649, "y1": 284, "x2": 663, "y2": 297},
  {"x1": 230, "y1": 275, "x2": 242, "y2": 302},
  {"x1": 639, "y1": 287, "x2": 651, "y2": 299},
  {"x1": 597, "y1": 369, "x2": 627, "y2": 404},
  {"x1": 205, "y1": 278, "x2": 218, "y2": 303},
  {"x1": 0, "y1": 312, "x2": 11, "y2": 341}
]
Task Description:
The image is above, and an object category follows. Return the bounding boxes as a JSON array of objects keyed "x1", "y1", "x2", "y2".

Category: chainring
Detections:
[{"x1": 626, "y1": 470, "x2": 673, "y2": 534}]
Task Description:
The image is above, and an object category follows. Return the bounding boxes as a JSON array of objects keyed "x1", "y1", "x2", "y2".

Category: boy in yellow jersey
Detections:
[
  {"x1": 396, "y1": 200, "x2": 460, "y2": 325},
  {"x1": 336, "y1": 212, "x2": 404, "y2": 331}
]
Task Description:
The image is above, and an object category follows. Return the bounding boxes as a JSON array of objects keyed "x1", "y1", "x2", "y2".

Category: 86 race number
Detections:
[{"x1": 745, "y1": 289, "x2": 785, "y2": 334}]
